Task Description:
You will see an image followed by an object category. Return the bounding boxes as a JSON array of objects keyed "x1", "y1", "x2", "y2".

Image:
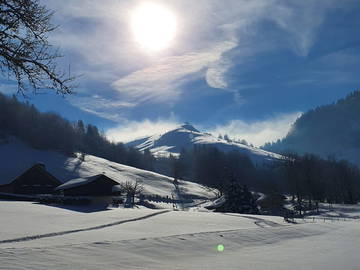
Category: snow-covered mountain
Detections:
[
  {"x1": 0, "y1": 139, "x2": 215, "y2": 199},
  {"x1": 127, "y1": 123, "x2": 283, "y2": 164}
]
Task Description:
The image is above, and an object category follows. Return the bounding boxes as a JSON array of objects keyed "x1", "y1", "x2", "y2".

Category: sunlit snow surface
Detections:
[
  {"x1": 1, "y1": 139, "x2": 360, "y2": 269},
  {"x1": 1, "y1": 201, "x2": 360, "y2": 269},
  {"x1": 0, "y1": 139, "x2": 215, "y2": 199}
]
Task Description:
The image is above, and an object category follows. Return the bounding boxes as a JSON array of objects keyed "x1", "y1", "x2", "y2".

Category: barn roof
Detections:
[
  {"x1": 0, "y1": 163, "x2": 61, "y2": 187},
  {"x1": 55, "y1": 174, "x2": 119, "y2": 191}
]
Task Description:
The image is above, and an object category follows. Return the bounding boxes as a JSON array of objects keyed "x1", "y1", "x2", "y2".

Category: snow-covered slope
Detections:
[
  {"x1": 0, "y1": 139, "x2": 215, "y2": 199},
  {"x1": 127, "y1": 123, "x2": 283, "y2": 164}
]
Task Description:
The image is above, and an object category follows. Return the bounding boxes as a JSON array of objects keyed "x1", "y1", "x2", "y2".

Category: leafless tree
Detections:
[
  {"x1": 0, "y1": 0, "x2": 75, "y2": 95},
  {"x1": 120, "y1": 180, "x2": 144, "y2": 205}
]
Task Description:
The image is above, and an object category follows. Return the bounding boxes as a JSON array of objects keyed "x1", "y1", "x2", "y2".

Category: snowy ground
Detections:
[
  {"x1": 308, "y1": 202, "x2": 360, "y2": 219},
  {"x1": 1, "y1": 201, "x2": 360, "y2": 269}
]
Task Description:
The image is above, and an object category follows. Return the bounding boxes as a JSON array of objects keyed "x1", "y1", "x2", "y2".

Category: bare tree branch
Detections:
[{"x1": 0, "y1": 0, "x2": 75, "y2": 95}]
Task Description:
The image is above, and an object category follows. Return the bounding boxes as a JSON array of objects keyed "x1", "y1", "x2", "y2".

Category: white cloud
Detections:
[
  {"x1": 208, "y1": 112, "x2": 302, "y2": 147},
  {"x1": 69, "y1": 95, "x2": 136, "y2": 122},
  {"x1": 105, "y1": 112, "x2": 302, "y2": 146},
  {"x1": 112, "y1": 41, "x2": 237, "y2": 103},
  {"x1": 40, "y1": 0, "x2": 353, "y2": 118},
  {"x1": 267, "y1": 0, "x2": 355, "y2": 57},
  {"x1": 106, "y1": 117, "x2": 180, "y2": 143},
  {"x1": 206, "y1": 58, "x2": 233, "y2": 89}
]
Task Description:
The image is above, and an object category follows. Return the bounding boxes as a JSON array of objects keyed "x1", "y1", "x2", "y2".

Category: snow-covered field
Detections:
[
  {"x1": 1, "y1": 201, "x2": 360, "y2": 270},
  {"x1": 1, "y1": 139, "x2": 359, "y2": 269}
]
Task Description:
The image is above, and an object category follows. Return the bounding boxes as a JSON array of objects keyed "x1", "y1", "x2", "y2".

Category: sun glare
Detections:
[{"x1": 131, "y1": 3, "x2": 177, "y2": 51}]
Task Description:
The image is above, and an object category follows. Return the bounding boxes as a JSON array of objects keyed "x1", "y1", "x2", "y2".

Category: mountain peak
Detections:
[
  {"x1": 126, "y1": 121, "x2": 282, "y2": 163},
  {"x1": 179, "y1": 122, "x2": 199, "y2": 133}
]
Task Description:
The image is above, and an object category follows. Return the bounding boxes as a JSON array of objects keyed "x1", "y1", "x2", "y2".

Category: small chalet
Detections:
[
  {"x1": 0, "y1": 163, "x2": 62, "y2": 195},
  {"x1": 55, "y1": 174, "x2": 121, "y2": 197}
]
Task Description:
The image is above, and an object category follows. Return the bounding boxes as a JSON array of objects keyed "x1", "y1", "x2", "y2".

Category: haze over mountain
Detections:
[
  {"x1": 127, "y1": 123, "x2": 282, "y2": 164},
  {"x1": 263, "y1": 91, "x2": 360, "y2": 165}
]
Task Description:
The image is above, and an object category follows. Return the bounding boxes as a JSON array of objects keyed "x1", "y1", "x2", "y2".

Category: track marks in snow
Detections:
[
  {"x1": 223, "y1": 213, "x2": 283, "y2": 228},
  {"x1": 0, "y1": 223, "x2": 336, "y2": 270},
  {"x1": 0, "y1": 210, "x2": 170, "y2": 245}
]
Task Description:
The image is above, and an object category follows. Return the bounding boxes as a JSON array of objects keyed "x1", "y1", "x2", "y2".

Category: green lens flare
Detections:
[{"x1": 217, "y1": 244, "x2": 225, "y2": 252}]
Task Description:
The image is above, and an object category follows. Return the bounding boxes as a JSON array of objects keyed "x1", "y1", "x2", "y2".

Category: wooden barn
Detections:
[
  {"x1": 0, "y1": 163, "x2": 62, "y2": 195},
  {"x1": 55, "y1": 174, "x2": 121, "y2": 197}
]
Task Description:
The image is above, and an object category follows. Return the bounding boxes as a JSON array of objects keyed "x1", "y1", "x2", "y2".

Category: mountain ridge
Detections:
[{"x1": 127, "y1": 123, "x2": 282, "y2": 164}]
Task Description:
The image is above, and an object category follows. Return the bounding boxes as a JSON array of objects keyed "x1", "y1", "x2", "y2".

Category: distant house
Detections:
[
  {"x1": 55, "y1": 174, "x2": 121, "y2": 197},
  {"x1": 0, "y1": 163, "x2": 62, "y2": 195}
]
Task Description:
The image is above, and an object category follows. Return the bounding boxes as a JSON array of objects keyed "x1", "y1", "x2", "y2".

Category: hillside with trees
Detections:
[
  {"x1": 263, "y1": 91, "x2": 360, "y2": 165},
  {"x1": 0, "y1": 93, "x2": 154, "y2": 171},
  {"x1": 165, "y1": 145, "x2": 360, "y2": 210}
]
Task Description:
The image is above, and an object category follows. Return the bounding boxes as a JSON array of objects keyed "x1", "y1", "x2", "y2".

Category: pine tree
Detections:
[{"x1": 217, "y1": 177, "x2": 259, "y2": 214}]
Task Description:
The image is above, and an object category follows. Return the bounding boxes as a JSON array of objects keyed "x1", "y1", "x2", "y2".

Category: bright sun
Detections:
[{"x1": 131, "y1": 3, "x2": 177, "y2": 51}]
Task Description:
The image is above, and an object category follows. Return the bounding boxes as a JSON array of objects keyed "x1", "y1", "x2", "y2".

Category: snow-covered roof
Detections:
[{"x1": 55, "y1": 174, "x2": 114, "y2": 191}]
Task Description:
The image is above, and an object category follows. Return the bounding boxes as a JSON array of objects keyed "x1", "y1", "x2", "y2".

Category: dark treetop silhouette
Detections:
[{"x1": 0, "y1": 0, "x2": 75, "y2": 94}]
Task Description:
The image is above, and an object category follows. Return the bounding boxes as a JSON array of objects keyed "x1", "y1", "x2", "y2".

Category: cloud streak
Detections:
[
  {"x1": 207, "y1": 112, "x2": 302, "y2": 147},
  {"x1": 105, "y1": 111, "x2": 302, "y2": 147},
  {"x1": 106, "y1": 117, "x2": 180, "y2": 143},
  {"x1": 112, "y1": 41, "x2": 237, "y2": 103},
  {"x1": 38, "y1": 0, "x2": 358, "y2": 124},
  {"x1": 69, "y1": 95, "x2": 136, "y2": 122}
]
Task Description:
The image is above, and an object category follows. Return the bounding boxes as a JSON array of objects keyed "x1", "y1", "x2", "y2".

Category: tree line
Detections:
[
  {"x1": 159, "y1": 146, "x2": 265, "y2": 194},
  {"x1": 159, "y1": 144, "x2": 360, "y2": 208},
  {"x1": 280, "y1": 153, "x2": 360, "y2": 208}
]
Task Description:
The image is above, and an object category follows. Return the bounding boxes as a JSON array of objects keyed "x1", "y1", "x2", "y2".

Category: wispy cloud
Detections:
[
  {"x1": 43, "y1": 0, "x2": 273, "y2": 106},
  {"x1": 207, "y1": 112, "x2": 302, "y2": 147},
  {"x1": 206, "y1": 57, "x2": 233, "y2": 89},
  {"x1": 112, "y1": 41, "x2": 237, "y2": 103},
  {"x1": 69, "y1": 95, "x2": 136, "y2": 122},
  {"x1": 39, "y1": 0, "x2": 358, "y2": 121},
  {"x1": 106, "y1": 112, "x2": 302, "y2": 146},
  {"x1": 268, "y1": 3, "x2": 324, "y2": 57},
  {"x1": 106, "y1": 116, "x2": 180, "y2": 143}
]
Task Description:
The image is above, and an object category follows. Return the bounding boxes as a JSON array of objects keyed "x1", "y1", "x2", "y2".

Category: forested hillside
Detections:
[
  {"x1": 0, "y1": 93, "x2": 154, "y2": 171},
  {"x1": 263, "y1": 91, "x2": 360, "y2": 165}
]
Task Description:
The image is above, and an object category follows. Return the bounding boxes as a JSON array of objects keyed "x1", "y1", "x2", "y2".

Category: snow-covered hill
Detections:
[
  {"x1": 127, "y1": 123, "x2": 283, "y2": 164},
  {"x1": 0, "y1": 139, "x2": 215, "y2": 199}
]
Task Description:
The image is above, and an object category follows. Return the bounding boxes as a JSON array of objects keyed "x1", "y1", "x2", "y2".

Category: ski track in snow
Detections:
[
  {"x1": 0, "y1": 210, "x2": 170, "y2": 245},
  {"x1": 0, "y1": 222, "x2": 337, "y2": 270},
  {"x1": 1, "y1": 201, "x2": 355, "y2": 270},
  {"x1": 223, "y1": 214, "x2": 283, "y2": 228}
]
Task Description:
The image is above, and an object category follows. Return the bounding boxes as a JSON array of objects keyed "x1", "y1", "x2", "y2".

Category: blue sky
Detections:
[{"x1": 1, "y1": 0, "x2": 359, "y2": 146}]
